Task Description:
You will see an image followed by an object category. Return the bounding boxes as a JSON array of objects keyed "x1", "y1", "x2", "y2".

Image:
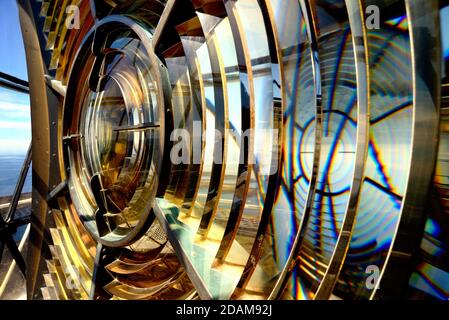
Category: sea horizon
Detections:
[{"x1": 0, "y1": 153, "x2": 31, "y2": 197}]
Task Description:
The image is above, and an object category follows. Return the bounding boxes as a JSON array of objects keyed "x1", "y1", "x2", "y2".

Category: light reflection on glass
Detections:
[
  {"x1": 281, "y1": 0, "x2": 358, "y2": 300},
  {"x1": 35, "y1": 0, "x2": 447, "y2": 300},
  {"x1": 214, "y1": 0, "x2": 276, "y2": 276},
  {"x1": 240, "y1": 0, "x2": 315, "y2": 299},
  {"x1": 66, "y1": 23, "x2": 162, "y2": 244},
  {"x1": 408, "y1": 3, "x2": 449, "y2": 301},
  {"x1": 331, "y1": 3, "x2": 413, "y2": 299}
]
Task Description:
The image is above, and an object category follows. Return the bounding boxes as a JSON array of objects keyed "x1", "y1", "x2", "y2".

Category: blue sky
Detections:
[
  {"x1": 442, "y1": 7, "x2": 449, "y2": 62},
  {"x1": 0, "y1": 0, "x2": 31, "y2": 155}
]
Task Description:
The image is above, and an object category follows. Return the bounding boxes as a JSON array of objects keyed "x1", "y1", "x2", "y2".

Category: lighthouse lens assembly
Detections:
[
  {"x1": 64, "y1": 18, "x2": 165, "y2": 247},
  {"x1": 26, "y1": 0, "x2": 448, "y2": 301}
]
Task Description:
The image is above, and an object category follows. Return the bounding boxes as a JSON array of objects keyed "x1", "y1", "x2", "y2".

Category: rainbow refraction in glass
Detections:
[
  {"x1": 408, "y1": 2, "x2": 449, "y2": 301},
  {"x1": 15, "y1": 0, "x2": 448, "y2": 300}
]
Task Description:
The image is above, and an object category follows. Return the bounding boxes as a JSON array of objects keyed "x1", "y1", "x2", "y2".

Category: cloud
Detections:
[
  {"x1": 0, "y1": 138, "x2": 30, "y2": 154},
  {"x1": 0, "y1": 89, "x2": 29, "y2": 105},
  {"x1": 0, "y1": 101, "x2": 30, "y2": 120},
  {"x1": 0, "y1": 120, "x2": 30, "y2": 130}
]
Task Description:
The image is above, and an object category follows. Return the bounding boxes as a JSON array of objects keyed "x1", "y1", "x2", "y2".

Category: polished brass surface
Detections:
[{"x1": 9, "y1": 0, "x2": 448, "y2": 301}]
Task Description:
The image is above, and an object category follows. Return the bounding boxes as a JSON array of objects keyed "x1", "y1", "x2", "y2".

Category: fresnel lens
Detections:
[
  {"x1": 21, "y1": 0, "x2": 447, "y2": 300},
  {"x1": 64, "y1": 16, "x2": 167, "y2": 247}
]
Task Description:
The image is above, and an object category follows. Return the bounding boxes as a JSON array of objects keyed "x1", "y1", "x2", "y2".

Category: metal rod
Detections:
[
  {"x1": 0, "y1": 213, "x2": 27, "y2": 276},
  {"x1": 0, "y1": 224, "x2": 30, "y2": 298},
  {"x1": 112, "y1": 122, "x2": 160, "y2": 132},
  {"x1": 152, "y1": 0, "x2": 177, "y2": 50},
  {"x1": 0, "y1": 71, "x2": 29, "y2": 94},
  {"x1": 6, "y1": 142, "x2": 32, "y2": 222},
  {"x1": 0, "y1": 71, "x2": 29, "y2": 87},
  {"x1": 0, "y1": 78, "x2": 29, "y2": 94}
]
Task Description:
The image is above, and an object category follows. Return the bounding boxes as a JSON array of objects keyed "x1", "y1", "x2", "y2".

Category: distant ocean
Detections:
[{"x1": 0, "y1": 155, "x2": 31, "y2": 197}]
